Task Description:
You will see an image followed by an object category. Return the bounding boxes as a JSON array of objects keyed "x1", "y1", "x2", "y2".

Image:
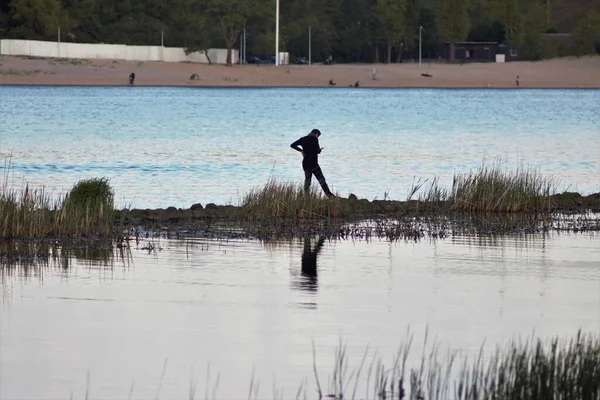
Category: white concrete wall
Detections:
[
  {"x1": 125, "y1": 45, "x2": 163, "y2": 61},
  {"x1": 1, "y1": 39, "x2": 58, "y2": 58},
  {"x1": 208, "y1": 49, "x2": 236, "y2": 65},
  {"x1": 59, "y1": 42, "x2": 126, "y2": 59},
  {"x1": 163, "y1": 47, "x2": 208, "y2": 63},
  {"x1": 0, "y1": 39, "x2": 237, "y2": 64}
]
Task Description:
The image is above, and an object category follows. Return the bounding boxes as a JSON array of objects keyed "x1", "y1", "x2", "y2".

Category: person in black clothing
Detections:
[
  {"x1": 290, "y1": 128, "x2": 334, "y2": 197},
  {"x1": 129, "y1": 72, "x2": 135, "y2": 85}
]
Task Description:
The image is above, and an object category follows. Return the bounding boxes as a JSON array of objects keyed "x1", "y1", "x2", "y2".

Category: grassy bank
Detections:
[
  {"x1": 241, "y1": 162, "x2": 559, "y2": 221},
  {"x1": 3, "y1": 161, "x2": 600, "y2": 240},
  {"x1": 0, "y1": 176, "x2": 116, "y2": 239},
  {"x1": 241, "y1": 178, "x2": 342, "y2": 220},
  {"x1": 414, "y1": 161, "x2": 558, "y2": 213}
]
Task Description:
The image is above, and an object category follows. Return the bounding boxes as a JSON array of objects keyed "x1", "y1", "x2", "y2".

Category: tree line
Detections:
[{"x1": 0, "y1": 0, "x2": 598, "y2": 65}]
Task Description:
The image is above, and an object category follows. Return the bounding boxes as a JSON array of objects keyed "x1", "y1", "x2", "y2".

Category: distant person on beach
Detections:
[
  {"x1": 290, "y1": 129, "x2": 334, "y2": 197},
  {"x1": 516, "y1": 75, "x2": 520, "y2": 87},
  {"x1": 129, "y1": 72, "x2": 135, "y2": 85}
]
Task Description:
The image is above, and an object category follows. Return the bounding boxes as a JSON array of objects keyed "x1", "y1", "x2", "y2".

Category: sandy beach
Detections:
[{"x1": 1, "y1": 55, "x2": 599, "y2": 88}]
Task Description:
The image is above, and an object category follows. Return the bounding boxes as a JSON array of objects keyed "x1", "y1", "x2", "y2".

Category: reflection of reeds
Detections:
[
  {"x1": 1, "y1": 239, "x2": 131, "y2": 280},
  {"x1": 241, "y1": 178, "x2": 341, "y2": 220}
]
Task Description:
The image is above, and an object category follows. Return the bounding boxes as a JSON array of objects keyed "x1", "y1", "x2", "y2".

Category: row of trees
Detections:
[{"x1": 0, "y1": 0, "x2": 598, "y2": 65}]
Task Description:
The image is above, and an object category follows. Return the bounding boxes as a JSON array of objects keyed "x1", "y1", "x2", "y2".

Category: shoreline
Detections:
[
  {"x1": 1, "y1": 55, "x2": 600, "y2": 89},
  {"x1": 118, "y1": 191, "x2": 600, "y2": 228},
  {"x1": 2, "y1": 82, "x2": 600, "y2": 90}
]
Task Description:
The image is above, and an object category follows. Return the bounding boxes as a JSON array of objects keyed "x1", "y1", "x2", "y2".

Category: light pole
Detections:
[
  {"x1": 419, "y1": 26, "x2": 423, "y2": 66},
  {"x1": 275, "y1": 0, "x2": 280, "y2": 66},
  {"x1": 309, "y1": 26, "x2": 312, "y2": 65}
]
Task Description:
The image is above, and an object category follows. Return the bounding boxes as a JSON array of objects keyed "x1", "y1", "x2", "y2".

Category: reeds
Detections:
[
  {"x1": 409, "y1": 161, "x2": 559, "y2": 213},
  {"x1": 43, "y1": 330, "x2": 599, "y2": 399},
  {"x1": 241, "y1": 178, "x2": 341, "y2": 220},
  {"x1": 0, "y1": 177, "x2": 116, "y2": 239},
  {"x1": 449, "y1": 161, "x2": 558, "y2": 213},
  {"x1": 314, "y1": 330, "x2": 599, "y2": 400}
]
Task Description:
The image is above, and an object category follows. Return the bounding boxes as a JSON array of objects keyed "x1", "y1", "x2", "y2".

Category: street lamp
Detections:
[
  {"x1": 419, "y1": 26, "x2": 423, "y2": 66},
  {"x1": 309, "y1": 26, "x2": 312, "y2": 65},
  {"x1": 275, "y1": 0, "x2": 280, "y2": 66}
]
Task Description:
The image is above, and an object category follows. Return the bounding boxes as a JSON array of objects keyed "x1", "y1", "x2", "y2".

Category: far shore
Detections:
[{"x1": 1, "y1": 55, "x2": 600, "y2": 88}]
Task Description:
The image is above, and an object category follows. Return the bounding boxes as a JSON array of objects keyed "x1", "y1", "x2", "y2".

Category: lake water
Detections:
[
  {"x1": 1, "y1": 87, "x2": 599, "y2": 209},
  {"x1": 1, "y1": 231, "x2": 599, "y2": 399},
  {"x1": 1, "y1": 86, "x2": 599, "y2": 399}
]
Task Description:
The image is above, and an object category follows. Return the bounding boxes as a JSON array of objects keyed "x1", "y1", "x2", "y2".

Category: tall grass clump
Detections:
[
  {"x1": 241, "y1": 178, "x2": 340, "y2": 220},
  {"x1": 449, "y1": 161, "x2": 558, "y2": 213},
  {"x1": 315, "y1": 330, "x2": 599, "y2": 400},
  {"x1": 60, "y1": 177, "x2": 115, "y2": 237},
  {"x1": 2, "y1": 185, "x2": 51, "y2": 239},
  {"x1": 0, "y1": 177, "x2": 115, "y2": 239}
]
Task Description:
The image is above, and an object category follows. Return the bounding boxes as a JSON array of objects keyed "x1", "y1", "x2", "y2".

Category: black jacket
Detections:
[{"x1": 291, "y1": 135, "x2": 321, "y2": 168}]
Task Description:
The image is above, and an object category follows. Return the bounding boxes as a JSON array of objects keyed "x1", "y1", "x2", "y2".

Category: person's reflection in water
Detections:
[{"x1": 298, "y1": 236, "x2": 325, "y2": 293}]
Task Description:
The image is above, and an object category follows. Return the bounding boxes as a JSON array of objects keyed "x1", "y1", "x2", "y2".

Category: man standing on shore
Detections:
[{"x1": 290, "y1": 129, "x2": 335, "y2": 198}]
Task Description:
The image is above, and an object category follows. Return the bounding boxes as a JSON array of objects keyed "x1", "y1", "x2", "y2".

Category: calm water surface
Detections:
[
  {"x1": 1, "y1": 87, "x2": 599, "y2": 208},
  {"x1": 2, "y1": 232, "x2": 599, "y2": 399}
]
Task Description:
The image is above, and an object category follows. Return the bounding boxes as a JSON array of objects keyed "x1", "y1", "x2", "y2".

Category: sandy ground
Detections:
[{"x1": 0, "y1": 55, "x2": 599, "y2": 88}]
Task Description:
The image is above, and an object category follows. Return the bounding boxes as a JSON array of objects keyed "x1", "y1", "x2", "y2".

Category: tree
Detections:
[
  {"x1": 184, "y1": 14, "x2": 215, "y2": 64},
  {"x1": 60, "y1": 0, "x2": 101, "y2": 42},
  {"x1": 417, "y1": 6, "x2": 440, "y2": 59},
  {"x1": 435, "y1": 0, "x2": 469, "y2": 43},
  {"x1": 9, "y1": 0, "x2": 69, "y2": 39},
  {"x1": 501, "y1": 0, "x2": 521, "y2": 45},
  {"x1": 518, "y1": 0, "x2": 547, "y2": 59},
  {"x1": 398, "y1": 0, "x2": 421, "y2": 62},
  {"x1": 204, "y1": 0, "x2": 271, "y2": 66},
  {"x1": 572, "y1": 11, "x2": 600, "y2": 56},
  {"x1": 376, "y1": 0, "x2": 406, "y2": 63}
]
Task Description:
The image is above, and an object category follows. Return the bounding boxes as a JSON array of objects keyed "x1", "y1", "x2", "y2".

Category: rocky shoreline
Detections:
[{"x1": 116, "y1": 192, "x2": 600, "y2": 239}]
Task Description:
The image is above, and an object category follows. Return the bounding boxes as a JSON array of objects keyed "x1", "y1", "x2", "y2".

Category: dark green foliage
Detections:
[
  {"x1": 65, "y1": 177, "x2": 113, "y2": 209},
  {"x1": 0, "y1": 0, "x2": 597, "y2": 62},
  {"x1": 60, "y1": 177, "x2": 115, "y2": 238},
  {"x1": 572, "y1": 11, "x2": 600, "y2": 56}
]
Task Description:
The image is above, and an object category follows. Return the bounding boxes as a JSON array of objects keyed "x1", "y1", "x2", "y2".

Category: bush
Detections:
[
  {"x1": 64, "y1": 177, "x2": 113, "y2": 208},
  {"x1": 573, "y1": 11, "x2": 600, "y2": 56},
  {"x1": 60, "y1": 177, "x2": 115, "y2": 237}
]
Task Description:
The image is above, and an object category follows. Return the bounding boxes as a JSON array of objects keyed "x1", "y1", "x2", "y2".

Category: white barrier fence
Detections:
[{"x1": 0, "y1": 39, "x2": 237, "y2": 64}]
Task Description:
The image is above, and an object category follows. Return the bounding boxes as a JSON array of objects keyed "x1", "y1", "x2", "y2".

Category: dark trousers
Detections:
[{"x1": 304, "y1": 164, "x2": 333, "y2": 197}]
